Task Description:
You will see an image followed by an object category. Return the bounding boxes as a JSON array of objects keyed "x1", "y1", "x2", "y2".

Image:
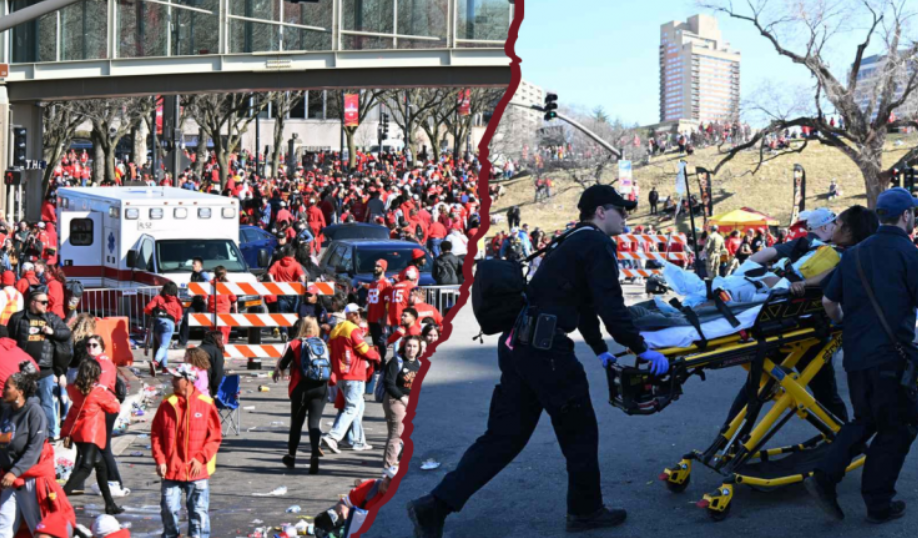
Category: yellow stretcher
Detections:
[{"x1": 606, "y1": 289, "x2": 865, "y2": 521}]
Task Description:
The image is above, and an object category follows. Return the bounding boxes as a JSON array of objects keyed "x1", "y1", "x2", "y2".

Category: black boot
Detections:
[
  {"x1": 867, "y1": 500, "x2": 906, "y2": 524},
  {"x1": 566, "y1": 506, "x2": 627, "y2": 532},
  {"x1": 804, "y1": 471, "x2": 844, "y2": 521},
  {"x1": 282, "y1": 454, "x2": 295, "y2": 469},
  {"x1": 105, "y1": 503, "x2": 125, "y2": 515},
  {"x1": 309, "y1": 455, "x2": 319, "y2": 475},
  {"x1": 406, "y1": 495, "x2": 450, "y2": 538}
]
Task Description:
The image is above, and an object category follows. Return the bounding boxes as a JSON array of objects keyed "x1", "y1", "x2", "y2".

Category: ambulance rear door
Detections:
[{"x1": 60, "y1": 211, "x2": 103, "y2": 287}]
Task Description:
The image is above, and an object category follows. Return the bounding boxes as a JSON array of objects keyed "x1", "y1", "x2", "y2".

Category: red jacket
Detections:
[
  {"x1": 47, "y1": 279, "x2": 65, "y2": 319},
  {"x1": 268, "y1": 257, "x2": 305, "y2": 283},
  {"x1": 144, "y1": 294, "x2": 184, "y2": 323},
  {"x1": 0, "y1": 338, "x2": 37, "y2": 394},
  {"x1": 366, "y1": 278, "x2": 392, "y2": 324},
  {"x1": 306, "y1": 206, "x2": 327, "y2": 231},
  {"x1": 411, "y1": 300, "x2": 443, "y2": 326},
  {"x1": 15, "y1": 271, "x2": 39, "y2": 296},
  {"x1": 329, "y1": 320, "x2": 380, "y2": 383},
  {"x1": 62, "y1": 385, "x2": 119, "y2": 449},
  {"x1": 387, "y1": 321, "x2": 422, "y2": 345},
  {"x1": 151, "y1": 389, "x2": 223, "y2": 482},
  {"x1": 386, "y1": 280, "x2": 416, "y2": 326},
  {"x1": 96, "y1": 355, "x2": 116, "y2": 392}
]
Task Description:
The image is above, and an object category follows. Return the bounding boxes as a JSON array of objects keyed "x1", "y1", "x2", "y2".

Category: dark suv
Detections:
[{"x1": 318, "y1": 239, "x2": 435, "y2": 299}]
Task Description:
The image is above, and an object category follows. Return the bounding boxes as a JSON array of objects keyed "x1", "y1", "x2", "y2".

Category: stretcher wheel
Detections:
[
  {"x1": 707, "y1": 502, "x2": 731, "y2": 522},
  {"x1": 665, "y1": 475, "x2": 690, "y2": 493}
]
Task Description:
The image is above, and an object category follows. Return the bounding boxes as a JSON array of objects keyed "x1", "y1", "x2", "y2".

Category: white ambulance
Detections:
[{"x1": 55, "y1": 187, "x2": 264, "y2": 310}]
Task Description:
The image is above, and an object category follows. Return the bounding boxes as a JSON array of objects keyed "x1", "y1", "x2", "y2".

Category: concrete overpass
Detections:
[{"x1": 0, "y1": 0, "x2": 514, "y2": 216}]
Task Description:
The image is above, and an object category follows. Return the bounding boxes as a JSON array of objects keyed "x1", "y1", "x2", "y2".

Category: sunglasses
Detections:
[
  {"x1": 602, "y1": 205, "x2": 627, "y2": 218},
  {"x1": 35, "y1": 300, "x2": 49, "y2": 305},
  {"x1": 86, "y1": 343, "x2": 100, "y2": 349}
]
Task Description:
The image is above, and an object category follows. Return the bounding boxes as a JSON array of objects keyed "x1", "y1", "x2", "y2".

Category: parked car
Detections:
[
  {"x1": 318, "y1": 239, "x2": 435, "y2": 302},
  {"x1": 321, "y1": 222, "x2": 390, "y2": 249},
  {"x1": 239, "y1": 225, "x2": 276, "y2": 271}
]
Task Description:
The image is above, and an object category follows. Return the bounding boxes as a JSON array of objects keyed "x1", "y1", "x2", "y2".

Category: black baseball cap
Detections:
[{"x1": 577, "y1": 185, "x2": 637, "y2": 214}]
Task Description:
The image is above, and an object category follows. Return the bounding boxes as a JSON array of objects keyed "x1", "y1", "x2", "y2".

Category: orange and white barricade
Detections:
[{"x1": 186, "y1": 281, "x2": 334, "y2": 359}]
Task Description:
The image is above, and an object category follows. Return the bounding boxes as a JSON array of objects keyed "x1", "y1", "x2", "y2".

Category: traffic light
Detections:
[
  {"x1": 380, "y1": 113, "x2": 390, "y2": 139},
  {"x1": 4, "y1": 170, "x2": 21, "y2": 186},
  {"x1": 543, "y1": 93, "x2": 558, "y2": 121},
  {"x1": 12, "y1": 127, "x2": 27, "y2": 168}
]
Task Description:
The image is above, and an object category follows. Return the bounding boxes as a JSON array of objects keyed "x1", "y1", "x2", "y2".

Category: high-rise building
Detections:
[
  {"x1": 853, "y1": 54, "x2": 918, "y2": 121},
  {"x1": 660, "y1": 15, "x2": 741, "y2": 124}
]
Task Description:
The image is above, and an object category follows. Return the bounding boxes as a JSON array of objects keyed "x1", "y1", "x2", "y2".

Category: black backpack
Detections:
[{"x1": 472, "y1": 227, "x2": 581, "y2": 336}]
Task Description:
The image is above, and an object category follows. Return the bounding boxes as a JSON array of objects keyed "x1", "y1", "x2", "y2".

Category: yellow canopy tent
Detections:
[{"x1": 709, "y1": 209, "x2": 779, "y2": 232}]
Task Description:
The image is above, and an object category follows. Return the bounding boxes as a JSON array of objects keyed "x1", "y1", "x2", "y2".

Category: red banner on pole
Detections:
[
  {"x1": 344, "y1": 94, "x2": 359, "y2": 127},
  {"x1": 458, "y1": 89, "x2": 471, "y2": 116}
]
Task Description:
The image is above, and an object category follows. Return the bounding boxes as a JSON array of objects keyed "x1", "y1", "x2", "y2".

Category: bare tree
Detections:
[
  {"x1": 700, "y1": 0, "x2": 918, "y2": 207},
  {"x1": 70, "y1": 97, "x2": 155, "y2": 184},
  {"x1": 41, "y1": 102, "x2": 87, "y2": 194},
  {"x1": 265, "y1": 91, "x2": 305, "y2": 176},
  {"x1": 381, "y1": 88, "x2": 451, "y2": 160},
  {"x1": 330, "y1": 89, "x2": 386, "y2": 168},
  {"x1": 184, "y1": 93, "x2": 267, "y2": 187},
  {"x1": 446, "y1": 87, "x2": 504, "y2": 158}
]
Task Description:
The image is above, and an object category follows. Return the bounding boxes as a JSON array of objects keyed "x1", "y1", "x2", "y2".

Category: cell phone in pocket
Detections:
[{"x1": 533, "y1": 314, "x2": 558, "y2": 350}]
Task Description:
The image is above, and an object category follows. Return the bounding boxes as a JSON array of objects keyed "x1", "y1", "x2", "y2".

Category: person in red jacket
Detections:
[
  {"x1": 409, "y1": 287, "x2": 443, "y2": 327},
  {"x1": 387, "y1": 307, "x2": 422, "y2": 346},
  {"x1": 306, "y1": 199, "x2": 327, "y2": 256},
  {"x1": 61, "y1": 359, "x2": 123, "y2": 515},
  {"x1": 45, "y1": 266, "x2": 66, "y2": 320},
  {"x1": 321, "y1": 304, "x2": 380, "y2": 454},
  {"x1": 15, "y1": 261, "x2": 41, "y2": 296},
  {"x1": 386, "y1": 268, "x2": 417, "y2": 326},
  {"x1": 206, "y1": 266, "x2": 237, "y2": 347},
  {"x1": 267, "y1": 246, "x2": 306, "y2": 338},
  {"x1": 366, "y1": 259, "x2": 392, "y2": 363},
  {"x1": 151, "y1": 364, "x2": 222, "y2": 538},
  {"x1": 313, "y1": 466, "x2": 399, "y2": 535},
  {"x1": 143, "y1": 282, "x2": 184, "y2": 373}
]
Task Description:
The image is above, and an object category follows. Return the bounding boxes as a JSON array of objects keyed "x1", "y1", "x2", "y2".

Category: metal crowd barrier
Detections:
[
  {"x1": 420, "y1": 285, "x2": 462, "y2": 314},
  {"x1": 76, "y1": 286, "x2": 163, "y2": 333}
]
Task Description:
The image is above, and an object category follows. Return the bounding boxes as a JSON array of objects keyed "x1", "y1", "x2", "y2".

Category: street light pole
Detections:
[{"x1": 510, "y1": 102, "x2": 622, "y2": 159}]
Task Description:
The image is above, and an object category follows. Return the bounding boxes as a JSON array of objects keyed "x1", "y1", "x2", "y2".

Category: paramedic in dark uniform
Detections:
[
  {"x1": 806, "y1": 187, "x2": 918, "y2": 523},
  {"x1": 407, "y1": 185, "x2": 669, "y2": 536}
]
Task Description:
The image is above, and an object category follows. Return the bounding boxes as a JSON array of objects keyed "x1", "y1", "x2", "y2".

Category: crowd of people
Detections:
[{"x1": 0, "y1": 140, "x2": 484, "y2": 537}]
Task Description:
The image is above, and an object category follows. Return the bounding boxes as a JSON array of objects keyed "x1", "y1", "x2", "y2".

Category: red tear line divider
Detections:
[{"x1": 354, "y1": 3, "x2": 526, "y2": 535}]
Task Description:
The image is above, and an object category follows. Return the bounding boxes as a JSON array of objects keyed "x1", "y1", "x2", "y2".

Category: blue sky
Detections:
[{"x1": 516, "y1": 0, "x2": 873, "y2": 126}]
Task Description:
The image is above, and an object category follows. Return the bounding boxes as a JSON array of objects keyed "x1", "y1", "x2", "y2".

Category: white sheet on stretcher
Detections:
[{"x1": 640, "y1": 304, "x2": 765, "y2": 350}]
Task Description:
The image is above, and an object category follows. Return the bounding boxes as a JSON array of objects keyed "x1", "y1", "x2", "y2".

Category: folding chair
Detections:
[{"x1": 215, "y1": 374, "x2": 241, "y2": 435}]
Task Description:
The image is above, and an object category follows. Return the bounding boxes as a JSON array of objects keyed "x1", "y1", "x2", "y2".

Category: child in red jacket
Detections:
[{"x1": 61, "y1": 360, "x2": 123, "y2": 515}]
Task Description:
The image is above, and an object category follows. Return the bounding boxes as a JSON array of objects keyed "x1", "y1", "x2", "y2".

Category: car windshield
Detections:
[
  {"x1": 156, "y1": 239, "x2": 248, "y2": 273},
  {"x1": 355, "y1": 247, "x2": 432, "y2": 274}
]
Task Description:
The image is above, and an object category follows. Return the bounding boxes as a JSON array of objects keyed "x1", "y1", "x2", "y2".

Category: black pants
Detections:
[
  {"x1": 178, "y1": 301, "x2": 205, "y2": 346},
  {"x1": 369, "y1": 322, "x2": 388, "y2": 363},
  {"x1": 816, "y1": 360, "x2": 918, "y2": 514},
  {"x1": 432, "y1": 334, "x2": 603, "y2": 516},
  {"x1": 65, "y1": 442, "x2": 116, "y2": 507},
  {"x1": 508, "y1": 216, "x2": 520, "y2": 229},
  {"x1": 650, "y1": 202, "x2": 657, "y2": 215},
  {"x1": 289, "y1": 381, "x2": 328, "y2": 456}
]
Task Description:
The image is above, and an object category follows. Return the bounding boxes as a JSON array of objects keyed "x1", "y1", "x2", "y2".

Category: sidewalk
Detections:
[{"x1": 64, "y1": 349, "x2": 391, "y2": 538}]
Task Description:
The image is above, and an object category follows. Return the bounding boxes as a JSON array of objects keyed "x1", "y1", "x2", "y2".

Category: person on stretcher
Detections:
[{"x1": 662, "y1": 207, "x2": 876, "y2": 308}]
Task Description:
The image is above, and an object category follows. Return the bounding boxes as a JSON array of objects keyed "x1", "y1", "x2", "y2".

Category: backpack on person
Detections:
[
  {"x1": 471, "y1": 226, "x2": 584, "y2": 336},
  {"x1": 374, "y1": 356, "x2": 403, "y2": 403},
  {"x1": 299, "y1": 337, "x2": 331, "y2": 382}
]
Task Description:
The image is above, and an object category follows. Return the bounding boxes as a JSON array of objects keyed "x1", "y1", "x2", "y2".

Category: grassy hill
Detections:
[{"x1": 491, "y1": 136, "x2": 918, "y2": 235}]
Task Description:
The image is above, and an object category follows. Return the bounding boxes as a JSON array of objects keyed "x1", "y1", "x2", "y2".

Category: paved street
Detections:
[
  {"x1": 66, "y1": 345, "x2": 390, "y2": 538},
  {"x1": 369, "y1": 285, "x2": 918, "y2": 538}
]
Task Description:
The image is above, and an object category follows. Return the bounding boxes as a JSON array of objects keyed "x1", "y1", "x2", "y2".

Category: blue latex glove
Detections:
[
  {"x1": 639, "y1": 350, "x2": 669, "y2": 375},
  {"x1": 597, "y1": 352, "x2": 616, "y2": 368}
]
